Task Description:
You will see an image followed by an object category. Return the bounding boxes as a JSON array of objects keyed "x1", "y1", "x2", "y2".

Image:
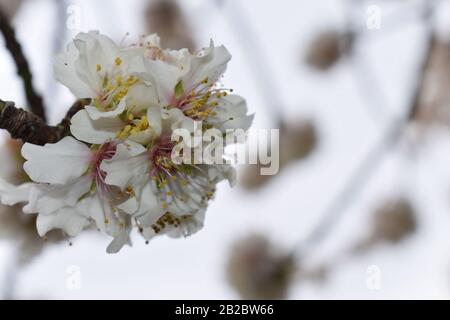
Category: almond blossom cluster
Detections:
[{"x1": 0, "y1": 31, "x2": 253, "y2": 253}]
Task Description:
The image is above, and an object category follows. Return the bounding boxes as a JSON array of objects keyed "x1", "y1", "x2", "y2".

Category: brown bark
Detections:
[{"x1": 0, "y1": 99, "x2": 90, "y2": 145}]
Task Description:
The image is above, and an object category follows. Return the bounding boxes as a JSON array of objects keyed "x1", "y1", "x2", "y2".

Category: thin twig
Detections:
[
  {"x1": 343, "y1": 0, "x2": 390, "y2": 124},
  {"x1": 45, "y1": 0, "x2": 68, "y2": 101},
  {"x1": 0, "y1": 99, "x2": 89, "y2": 145},
  {"x1": 291, "y1": 1, "x2": 436, "y2": 260},
  {"x1": 0, "y1": 5, "x2": 47, "y2": 122},
  {"x1": 214, "y1": 0, "x2": 285, "y2": 128}
]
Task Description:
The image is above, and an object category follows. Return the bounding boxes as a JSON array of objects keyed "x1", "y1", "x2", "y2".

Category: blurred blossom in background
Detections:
[{"x1": 1, "y1": 0, "x2": 450, "y2": 299}]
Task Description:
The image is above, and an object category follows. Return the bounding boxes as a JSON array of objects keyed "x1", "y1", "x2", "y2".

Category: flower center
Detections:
[
  {"x1": 91, "y1": 142, "x2": 118, "y2": 184},
  {"x1": 175, "y1": 78, "x2": 234, "y2": 121},
  {"x1": 94, "y1": 58, "x2": 139, "y2": 111}
]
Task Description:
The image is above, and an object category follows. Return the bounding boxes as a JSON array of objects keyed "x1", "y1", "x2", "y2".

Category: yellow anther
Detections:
[
  {"x1": 96, "y1": 64, "x2": 102, "y2": 72},
  {"x1": 126, "y1": 186, "x2": 135, "y2": 197},
  {"x1": 115, "y1": 57, "x2": 123, "y2": 66},
  {"x1": 138, "y1": 116, "x2": 149, "y2": 130},
  {"x1": 115, "y1": 75, "x2": 123, "y2": 85}
]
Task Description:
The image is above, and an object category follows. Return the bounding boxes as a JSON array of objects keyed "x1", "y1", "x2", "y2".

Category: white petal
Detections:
[
  {"x1": 183, "y1": 42, "x2": 231, "y2": 89},
  {"x1": 212, "y1": 95, "x2": 254, "y2": 131},
  {"x1": 73, "y1": 32, "x2": 120, "y2": 94},
  {"x1": 101, "y1": 141, "x2": 147, "y2": 190},
  {"x1": 126, "y1": 83, "x2": 158, "y2": 115},
  {"x1": 106, "y1": 224, "x2": 131, "y2": 254},
  {"x1": 147, "y1": 106, "x2": 163, "y2": 136},
  {"x1": 0, "y1": 177, "x2": 33, "y2": 206},
  {"x1": 128, "y1": 129, "x2": 154, "y2": 145},
  {"x1": 53, "y1": 43, "x2": 95, "y2": 98},
  {"x1": 70, "y1": 110, "x2": 124, "y2": 144},
  {"x1": 134, "y1": 184, "x2": 165, "y2": 227},
  {"x1": 22, "y1": 137, "x2": 91, "y2": 184},
  {"x1": 209, "y1": 165, "x2": 237, "y2": 187},
  {"x1": 144, "y1": 59, "x2": 181, "y2": 105},
  {"x1": 23, "y1": 177, "x2": 92, "y2": 215},
  {"x1": 85, "y1": 99, "x2": 126, "y2": 120},
  {"x1": 36, "y1": 206, "x2": 89, "y2": 237},
  {"x1": 116, "y1": 197, "x2": 139, "y2": 214}
]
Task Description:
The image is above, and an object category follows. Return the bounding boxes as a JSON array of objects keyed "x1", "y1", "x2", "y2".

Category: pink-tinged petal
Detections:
[{"x1": 22, "y1": 137, "x2": 91, "y2": 185}]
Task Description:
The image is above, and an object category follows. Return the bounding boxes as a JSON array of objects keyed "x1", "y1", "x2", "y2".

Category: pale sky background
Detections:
[{"x1": 1, "y1": 0, "x2": 450, "y2": 299}]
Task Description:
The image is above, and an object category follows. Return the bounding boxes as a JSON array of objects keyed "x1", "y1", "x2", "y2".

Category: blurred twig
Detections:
[
  {"x1": 0, "y1": 5, "x2": 47, "y2": 122},
  {"x1": 0, "y1": 99, "x2": 89, "y2": 145},
  {"x1": 292, "y1": 1, "x2": 436, "y2": 260}
]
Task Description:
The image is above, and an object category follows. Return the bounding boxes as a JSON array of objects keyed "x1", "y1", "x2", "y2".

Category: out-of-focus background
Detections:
[{"x1": 1, "y1": 0, "x2": 450, "y2": 299}]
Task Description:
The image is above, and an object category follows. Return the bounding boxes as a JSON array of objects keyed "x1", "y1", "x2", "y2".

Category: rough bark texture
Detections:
[{"x1": 0, "y1": 99, "x2": 90, "y2": 145}]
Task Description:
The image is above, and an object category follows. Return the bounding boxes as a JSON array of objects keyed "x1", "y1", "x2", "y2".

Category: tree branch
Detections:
[
  {"x1": 0, "y1": 99, "x2": 89, "y2": 145},
  {"x1": 291, "y1": 1, "x2": 436, "y2": 260},
  {"x1": 0, "y1": 5, "x2": 47, "y2": 122}
]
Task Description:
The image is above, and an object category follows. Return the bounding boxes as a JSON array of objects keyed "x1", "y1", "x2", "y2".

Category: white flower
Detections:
[
  {"x1": 1, "y1": 31, "x2": 253, "y2": 253},
  {"x1": 20, "y1": 137, "x2": 138, "y2": 253},
  {"x1": 54, "y1": 31, "x2": 143, "y2": 118},
  {"x1": 137, "y1": 40, "x2": 254, "y2": 132}
]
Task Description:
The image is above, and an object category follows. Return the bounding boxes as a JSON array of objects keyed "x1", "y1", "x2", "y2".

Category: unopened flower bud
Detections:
[
  {"x1": 227, "y1": 234, "x2": 296, "y2": 299},
  {"x1": 280, "y1": 118, "x2": 317, "y2": 163}
]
